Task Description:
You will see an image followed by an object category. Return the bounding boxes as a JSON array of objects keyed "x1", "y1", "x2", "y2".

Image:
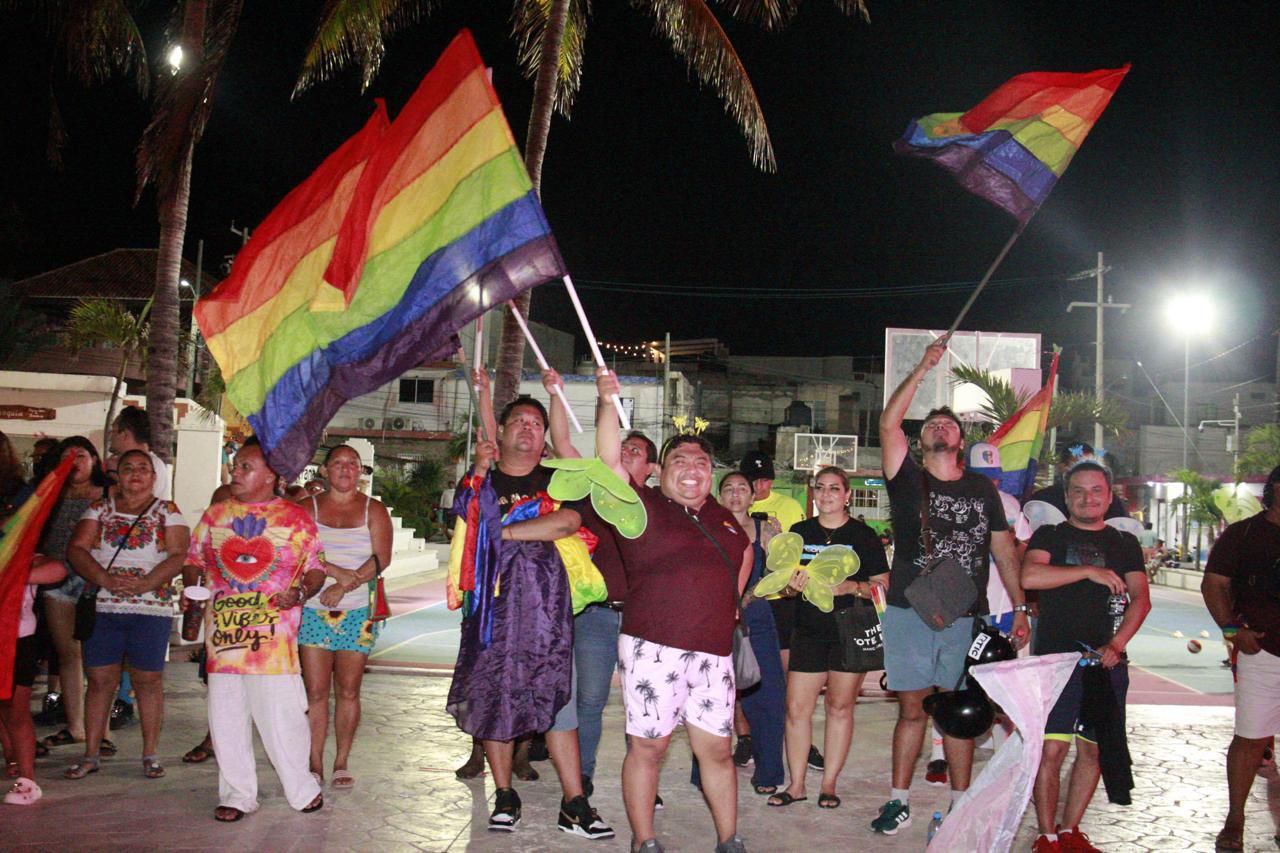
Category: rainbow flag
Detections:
[
  {"x1": 0, "y1": 456, "x2": 74, "y2": 700},
  {"x1": 198, "y1": 30, "x2": 567, "y2": 479},
  {"x1": 989, "y1": 353, "x2": 1059, "y2": 499},
  {"x1": 894, "y1": 66, "x2": 1129, "y2": 224}
]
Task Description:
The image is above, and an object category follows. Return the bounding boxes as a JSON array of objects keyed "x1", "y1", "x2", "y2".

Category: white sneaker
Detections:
[{"x1": 5, "y1": 777, "x2": 42, "y2": 805}]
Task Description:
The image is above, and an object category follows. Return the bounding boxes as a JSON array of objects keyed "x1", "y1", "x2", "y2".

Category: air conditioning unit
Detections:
[
  {"x1": 392, "y1": 416, "x2": 407, "y2": 430},
  {"x1": 411, "y1": 420, "x2": 426, "y2": 431},
  {"x1": 360, "y1": 417, "x2": 377, "y2": 429}
]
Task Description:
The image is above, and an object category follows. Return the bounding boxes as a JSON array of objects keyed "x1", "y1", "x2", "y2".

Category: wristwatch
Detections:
[{"x1": 1012, "y1": 604, "x2": 1030, "y2": 614}]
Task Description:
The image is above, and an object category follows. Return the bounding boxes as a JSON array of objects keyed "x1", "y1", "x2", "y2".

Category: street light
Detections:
[{"x1": 1165, "y1": 292, "x2": 1214, "y2": 468}]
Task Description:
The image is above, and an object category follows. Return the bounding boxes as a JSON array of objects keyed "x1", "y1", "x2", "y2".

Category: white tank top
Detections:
[{"x1": 305, "y1": 495, "x2": 375, "y2": 612}]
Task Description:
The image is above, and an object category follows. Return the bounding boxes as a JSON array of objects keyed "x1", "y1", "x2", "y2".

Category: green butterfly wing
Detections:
[
  {"x1": 540, "y1": 457, "x2": 596, "y2": 472},
  {"x1": 805, "y1": 546, "x2": 859, "y2": 586},
  {"x1": 753, "y1": 569, "x2": 794, "y2": 598},
  {"x1": 547, "y1": 467, "x2": 592, "y2": 501},
  {"x1": 765, "y1": 532, "x2": 804, "y2": 572},
  {"x1": 591, "y1": 483, "x2": 648, "y2": 539},
  {"x1": 804, "y1": 584, "x2": 836, "y2": 613}
]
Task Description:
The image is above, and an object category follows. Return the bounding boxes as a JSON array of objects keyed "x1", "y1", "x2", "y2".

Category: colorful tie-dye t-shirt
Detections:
[
  {"x1": 82, "y1": 498, "x2": 189, "y2": 617},
  {"x1": 185, "y1": 498, "x2": 324, "y2": 675}
]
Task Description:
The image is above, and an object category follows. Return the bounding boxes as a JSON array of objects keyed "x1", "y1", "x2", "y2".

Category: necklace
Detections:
[{"x1": 818, "y1": 517, "x2": 847, "y2": 545}]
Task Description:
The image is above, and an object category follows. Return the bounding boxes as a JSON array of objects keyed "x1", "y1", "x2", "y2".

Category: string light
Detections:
[{"x1": 596, "y1": 341, "x2": 666, "y2": 362}]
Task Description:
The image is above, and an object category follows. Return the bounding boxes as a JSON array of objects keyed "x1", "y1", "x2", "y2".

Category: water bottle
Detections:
[
  {"x1": 927, "y1": 810, "x2": 943, "y2": 845},
  {"x1": 1107, "y1": 592, "x2": 1129, "y2": 635}
]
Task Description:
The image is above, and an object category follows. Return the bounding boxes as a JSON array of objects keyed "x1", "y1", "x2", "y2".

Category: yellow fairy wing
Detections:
[
  {"x1": 753, "y1": 570, "x2": 794, "y2": 598},
  {"x1": 765, "y1": 532, "x2": 804, "y2": 572},
  {"x1": 804, "y1": 584, "x2": 836, "y2": 613},
  {"x1": 806, "y1": 546, "x2": 859, "y2": 586}
]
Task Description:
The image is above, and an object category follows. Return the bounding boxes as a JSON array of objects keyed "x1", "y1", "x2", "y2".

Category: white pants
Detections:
[
  {"x1": 1234, "y1": 648, "x2": 1280, "y2": 739},
  {"x1": 208, "y1": 672, "x2": 321, "y2": 813}
]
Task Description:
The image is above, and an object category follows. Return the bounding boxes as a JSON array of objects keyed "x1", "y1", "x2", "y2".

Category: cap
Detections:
[
  {"x1": 967, "y1": 442, "x2": 1002, "y2": 477},
  {"x1": 740, "y1": 450, "x2": 775, "y2": 482}
]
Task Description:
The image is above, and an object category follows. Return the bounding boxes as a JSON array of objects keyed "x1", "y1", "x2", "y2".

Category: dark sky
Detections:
[{"x1": 3, "y1": 2, "x2": 1278, "y2": 384}]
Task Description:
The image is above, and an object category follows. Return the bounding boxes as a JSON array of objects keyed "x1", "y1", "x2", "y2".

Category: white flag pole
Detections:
[
  {"x1": 472, "y1": 312, "x2": 484, "y2": 391},
  {"x1": 507, "y1": 303, "x2": 583, "y2": 433},
  {"x1": 562, "y1": 275, "x2": 631, "y2": 431}
]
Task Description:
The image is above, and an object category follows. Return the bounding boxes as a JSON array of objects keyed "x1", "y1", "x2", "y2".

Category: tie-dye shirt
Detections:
[{"x1": 186, "y1": 498, "x2": 324, "y2": 675}]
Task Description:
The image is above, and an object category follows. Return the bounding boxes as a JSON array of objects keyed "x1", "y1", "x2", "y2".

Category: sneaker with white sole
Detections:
[
  {"x1": 558, "y1": 795, "x2": 615, "y2": 839},
  {"x1": 925, "y1": 758, "x2": 948, "y2": 786},
  {"x1": 870, "y1": 799, "x2": 912, "y2": 835},
  {"x1": 488, "y1": 787, "x2": 521, "y2": 832},
  {"x1": 806, "y1": 745, "x2": 824, "y2": 771},
  {"x1": 714, "y1": 835, "x2": 748, "y2": 853},
  {"x1": 733, "y1": 735, "x2": 753, "y2": 767}
]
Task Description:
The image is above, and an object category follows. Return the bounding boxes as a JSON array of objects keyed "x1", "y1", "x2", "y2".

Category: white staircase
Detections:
[{"x1": 377, "y1": 495, "x2": 441, "y2": 579}]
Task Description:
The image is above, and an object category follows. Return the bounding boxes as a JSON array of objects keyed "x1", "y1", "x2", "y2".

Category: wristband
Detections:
[
  {"x1": 1012, "y1": 604, "x2": 1030, "y2": 614},
  {"x1": 1222, "y1": 621, "x2": 1244, "y2": 639}
]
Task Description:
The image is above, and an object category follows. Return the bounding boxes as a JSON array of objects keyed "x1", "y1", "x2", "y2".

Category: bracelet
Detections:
[
  {"x1": 1012, "y1": 604, "x2": 1030, "y2": 614},
  {"x1": 1222, "y1": 621, "x2": 1244, "y2": 639}
]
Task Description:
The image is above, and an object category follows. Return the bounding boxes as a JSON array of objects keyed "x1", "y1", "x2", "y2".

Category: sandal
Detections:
[
  {"x1": 99, "y1": 739, "x2": 118, "y2": 757},
  {"x1": 143, "y1": 755, "x2": 166, "y2": 778},
  {"x1": 34, "y1": 740, "x2": 48, "y2": 758},
  {"x1": 64, "y1": 756, "x2": 100, "y2": 779},
  {"x1": 214, "y1": 805, "x2": 244, "y2": 822},
  {"x1": 183, "y1": 742, "x2": 215, "y2": 763},
  {"x1": 1214, "y1": 823, "x2": 1244, "y2": 851},
  {"x1": 767, "y1": 791, "x2": 807, "y2": 807},
  {"x1": 752, "y1": 783, "x2": 777, "y2": 796},
  {"x1": 4, "y1": 760, "x2": 17, "y2": 779},
  {"x1": 301, "y1": 793, "x2": 324, "y2": 813},
  {"x1": 3, "y1": 777, "x2": 42, "y2": 806},
  {"x1": 41, "y1": 728, "x2": 80, "y2": 748},
  {"x1": 818, "y1": 792, "x2": 841, "y2": 809},
  {"x1": 331, "y1": 769, "x2": 355, "y2": 789}
]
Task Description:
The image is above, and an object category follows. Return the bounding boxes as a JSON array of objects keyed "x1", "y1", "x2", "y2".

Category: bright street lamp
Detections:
[{"x1": 1165, "y1": 292, "x2": 1214, "y2": 468}]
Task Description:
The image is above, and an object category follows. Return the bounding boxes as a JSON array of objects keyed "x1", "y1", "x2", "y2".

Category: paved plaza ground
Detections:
[{"x1": 7, "y1": 574, "x2": 1280, "y2": 851}]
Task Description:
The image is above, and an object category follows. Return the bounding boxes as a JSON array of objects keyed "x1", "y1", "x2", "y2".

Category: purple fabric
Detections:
[{"x1": 446, "y1": 478, "x2": 573, "y2": 741}]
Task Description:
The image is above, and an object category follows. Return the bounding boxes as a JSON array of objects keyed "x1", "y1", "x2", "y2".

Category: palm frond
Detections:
[
  {"x1": 1046, "y1": 391, "x2": 1128, "y2": 436},
  {"x1": 635, "y1": 0, "x2": 776, "y2": 172},
  {"x1": 56, "y1": 0, "x2": 150, "y2": 95},
  {"x1": 714, "y1": 0, "x2": 868, "y2": 31},
  {"x1": 62, "y1": 299, "x2": 147, "y2": 353},
  {"x1": 136, "y1": 0, "x2": 244, "y2": 205},
  {"x1": 513, "y1": 0, "x2": 590, "y2": 117},
  {"x1": 294, "y1": 0, "x2": 435, "y2": 96},
  {"x1": 948, "y1": 363, "x2": 1025, "y2": 425}
]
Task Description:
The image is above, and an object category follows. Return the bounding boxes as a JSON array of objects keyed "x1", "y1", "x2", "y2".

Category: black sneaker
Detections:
[
  {"x1": 489, "y1": 787, "x2": 521, "y2": 832},
  {"x1": 557, "y1": 795, "x2": 615, "y2": 839},
  {"x1": 806, "y1": 745, "x2": 824, "y2": 771},
  {"x1": 35, "y1": 692, "x2": 64, "y2": 725},
  {"x1": 529, "y1": 733, "x2": 550, "y2": 761},
  {"x1": 655, "y1": 793, "x2": 664, "y2": 811},
  {"x1": 109, "y1": 699, "x2": 135, "y2": 730},
  {"x1": 926, "y1": 758, "x2": 948, "y2": 786},
  {"x1": 732, "y1": 735, "x2": 753, "y2": 767},
  {"x1": 581, "y1": 773, "x2": 594, "y2": 799}
]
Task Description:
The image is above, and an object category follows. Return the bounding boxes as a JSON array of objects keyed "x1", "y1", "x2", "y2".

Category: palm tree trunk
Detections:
[
  {"x1": 492, "y1": 0, "x2": 571, "y2": 411},
  {"x1": 147, "y1": 143, "x2": 194, "y2": 465},
  {"x1": 103, "y1": 355, "x2": 130, "y2": 454}
]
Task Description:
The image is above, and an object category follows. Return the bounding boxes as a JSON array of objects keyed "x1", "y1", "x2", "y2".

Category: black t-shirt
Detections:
[
  {"x1": 790, "y1": 517, "x2": 890, "y2": 641},
  {"x1": 1028, "y1": 483, "x2": 1129, "y2": 521},
  {"x1": 885, "y1": 453, "x2": 1009, "y2": 613},
  {"x1": 1205, "y1": 513, "x2": 1280, "y2": 657},
  {"x1": 1027, "y1": 522, "x2": 1143, "y2": 655},
  {"x1": 460, "y1": 464, "x2": 585, "y2": 519}
]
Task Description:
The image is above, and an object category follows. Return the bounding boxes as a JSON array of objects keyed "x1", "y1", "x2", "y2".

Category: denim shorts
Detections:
[
  {"x1": 82, "y1": 611, "x2": 172, "y2": 672},
  {"x1": 42, "y1": 573, "x2": 87, "y2": 604},
  {"x1": 882, "y1": 605, "x2": 975, "y2": 692}
]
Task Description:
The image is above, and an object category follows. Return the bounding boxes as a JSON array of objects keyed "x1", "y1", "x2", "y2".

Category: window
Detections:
[{"x1": 399, "y1": 378, "x2": 434, "y2": 404}]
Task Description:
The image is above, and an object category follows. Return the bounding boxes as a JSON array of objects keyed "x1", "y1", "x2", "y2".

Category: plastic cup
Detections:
[{"x1": 181, "y1": 585, "x2": 211, "y2": 641}]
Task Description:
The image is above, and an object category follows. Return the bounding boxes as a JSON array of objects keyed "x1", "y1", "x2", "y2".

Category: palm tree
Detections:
[
  {"x1": 62, "y1": 298, "x2": 152, "y2": 450},
  {"x1": 698, "y1": 657, "x2": 713, "y2": 688},
  {"x1": 1169, "y1": 468, "x2": 1223, "y2": 569},
  {"x1": 636, "y1": 678, "x2": 657, "y2": 718},
  {"x1": 679, "y1": 649, "x2": 699, "y2": 672},
  {"x1": 696, "y1": 697, "x2": 715, "y2": 720},
  {"x1": 664, "y1": 670, "x2": 680, "y2": 695},
  {"x1": 293, "y1": 0, "x2": 868, "y2": 409},
  {"x1": 1238, "y1": 424, "x2": 1280, "y2": 477}
]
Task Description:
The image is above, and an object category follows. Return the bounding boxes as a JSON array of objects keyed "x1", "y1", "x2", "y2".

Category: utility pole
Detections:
[{"x1": 1067, "y1": 252, "x2": 1130, "y2": 449}]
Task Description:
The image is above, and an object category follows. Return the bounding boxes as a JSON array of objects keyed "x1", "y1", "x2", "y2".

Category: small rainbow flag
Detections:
[
  {"x1": 989, "y1": 353, "x2": 1060, "y2": 499},
  {"x1": 197, "y1": 30, "x2": 567, "y2": 479},
  {"x1": 894, "y1": 66, "x2": 1129, "y2": 224},
  {"x1": 0, "y1": 456, "x2": 74, "y2": 699}
]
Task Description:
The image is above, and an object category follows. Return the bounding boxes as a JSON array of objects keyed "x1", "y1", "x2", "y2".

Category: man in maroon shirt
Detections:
[
  {"x1": 596, "y1": 371, "x2": 751, "y2": 853},
  {"x1": 1203, "y1": 464, "x2": 1280, "y2": 852}
]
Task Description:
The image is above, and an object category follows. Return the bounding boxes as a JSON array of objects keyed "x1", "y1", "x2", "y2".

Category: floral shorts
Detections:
[
  {"x1": 617, "y1": 633, "x2": 734, "y2": 740},
  {"x1": 299, "y1": 606, "x2": 379, "y2": 655}
]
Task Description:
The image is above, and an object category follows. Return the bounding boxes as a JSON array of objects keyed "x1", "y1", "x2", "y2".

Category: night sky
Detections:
[{"x1": 3, "y1": 2, "x2": 1278, "y2": 384}]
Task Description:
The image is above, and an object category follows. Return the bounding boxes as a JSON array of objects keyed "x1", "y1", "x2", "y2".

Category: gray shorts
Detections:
[
  {"x1": 882, "y1": 605, "x2": 975, "y2": 692},
  {"x1": 42, "y1": 573, "x2": 86, "y2": 604},
  {"x1": 549, "y1": 656, "x2": 579, "y2": 732}
]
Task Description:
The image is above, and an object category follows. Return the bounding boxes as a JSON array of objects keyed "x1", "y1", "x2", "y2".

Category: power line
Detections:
[{"x1": 569, "y1": 272, "x2": 1075, "y2": 301}]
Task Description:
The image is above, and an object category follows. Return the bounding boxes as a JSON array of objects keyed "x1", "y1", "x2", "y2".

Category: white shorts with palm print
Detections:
[{"x1": 617, "y1": 633, "x2": 734, "y2": 740}]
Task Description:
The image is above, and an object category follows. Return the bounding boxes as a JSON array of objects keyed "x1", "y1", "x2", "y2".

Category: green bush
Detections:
[{"x1": 375, "y1": 459, "x2": 447, "y2": 540}]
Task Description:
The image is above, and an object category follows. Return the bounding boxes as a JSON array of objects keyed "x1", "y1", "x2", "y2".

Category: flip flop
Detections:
[
  {"x1": 767, "y1": 792, "x2": 807, "y2": 807},
  {"x1": 99, "y1": 739, "x2": 118, "y2": 757},
  {"x1": 214, "y1": 806, "x2": 244, "y2": 822},
  {"x1": 34, "y1": 740, "x2": 48, "y2": 758},
  {"x1": 142, "y1": 756, "x2": 166, "y2": 778},
  {"x1": 183, "y1": 743, "x2": 215, "y2": 763},
  {"x1": 752, "y1": 783, "x2": 777, "y2": 796},
  {"x1": 3, "y1": 777, "x2": 42, "y2": 806},
  {"x1": 818, "y1": 792, "x2": 841, "y2": 809},
  {"x1": 301, "y1": 793, "x2": 324, "y2": 813},
  {"x1": 1214, "y1": 824, "x2": 1244, "y2": 851},
  {"x1": 331, "y1": 769, "x2": 355, "y2": 789},
  {"x1": 41, "y1": 728, "x2": 80, "y2": 748}
]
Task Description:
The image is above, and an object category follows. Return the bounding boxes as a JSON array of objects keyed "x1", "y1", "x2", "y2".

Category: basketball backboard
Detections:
[
  {"x1": 793, "y1": 433, "x2": 859, "y2": 472},
  {"x1": 883, "y1": 328, "x2": 1041, "y2": 422}
]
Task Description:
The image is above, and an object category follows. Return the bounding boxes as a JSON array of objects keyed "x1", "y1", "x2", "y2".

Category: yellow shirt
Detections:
[{"x1": 749, "y1": 490, "x2": 806, "y2": 533}]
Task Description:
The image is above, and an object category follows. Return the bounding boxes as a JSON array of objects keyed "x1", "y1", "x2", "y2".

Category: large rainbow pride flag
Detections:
[
  {"x1": 894, "y1": 66, "x2": 1129, "y2": 224},
  {"x1": 0, "y1": 456, "x2": 73, "y2": 700},
  {"x1": 989, "y1": 353, "x2": 1059, "y2": 499},
  {"x1": 197, "y1": 30, "x2": 567, "y2": 479}
]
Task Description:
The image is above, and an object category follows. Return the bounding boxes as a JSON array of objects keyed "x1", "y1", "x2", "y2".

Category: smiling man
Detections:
[
  {"x1": 182, "y1": 436, "x2": 327, "y2": 823},
  {"x1": 597, "y1": 371, "x2": 752, "y2": 853}
]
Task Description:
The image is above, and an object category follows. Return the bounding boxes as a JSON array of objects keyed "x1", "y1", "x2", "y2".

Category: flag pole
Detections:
[
  {"x1": 946, "y1": 220, "x2": 1028, "y2": 336},
  {"x1": 507, "y1": 302, "x2": 583, "y2": 433},
  {"x1": 562, "y1": 275, "x2": 631, "y2": 430},
  {"x1": 472, "y1": 312, "x2": 484, "y2": 391},
  {"x1": 455, "y1": 345, "x2": 490, "y2": 444}
]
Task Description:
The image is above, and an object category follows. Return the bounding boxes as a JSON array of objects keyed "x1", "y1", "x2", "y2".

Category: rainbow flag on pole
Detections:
[
  {"x1": 0, "y1": 456, "x2": 73, "y2": 699},
  {"x1": 989, "y1": 353, "x2": 1059, "y2": 499},
  {"x1": 197, "y1": 30, "x2": 567, "y2": 479},
  {"x1": 894, "y1": 66, "x2": 1129, "y2": 224}
]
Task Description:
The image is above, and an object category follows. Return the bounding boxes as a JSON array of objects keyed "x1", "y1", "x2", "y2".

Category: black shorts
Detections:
[
  {"x1": 769, "y1": 598, "x2": 796, "y2": 650},
  {"x1": 12, "y1": 634, "x2": 38, "y2": 689},
  {"x1": 789, "y1": 628, "x2": 864, "y2": 674}
]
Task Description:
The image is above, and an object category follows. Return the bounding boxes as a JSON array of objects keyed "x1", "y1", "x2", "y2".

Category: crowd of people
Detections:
[{"x1": 1, "y1": 336, "x2": 1276, "y2": 853}]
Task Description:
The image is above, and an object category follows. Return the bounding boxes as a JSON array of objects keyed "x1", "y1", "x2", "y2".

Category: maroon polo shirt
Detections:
[
  {"x1": 579, "y1": 502, "x2": 627, "y2": 602},
  {"x1": 616, "y1": 486, "x2": 748, "y2": 657},
  {"x1": 1206, "y1": 512, "x2": 1280, "y2": 657}
]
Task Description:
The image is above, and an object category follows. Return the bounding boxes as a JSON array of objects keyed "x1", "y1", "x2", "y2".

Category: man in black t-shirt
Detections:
[
  {"x1": 1022, "y1": 461, "x2": 1150, "y2": 852},
  {"x1": 872, "y1": 336, "x2": 1029, "y2": 837}
]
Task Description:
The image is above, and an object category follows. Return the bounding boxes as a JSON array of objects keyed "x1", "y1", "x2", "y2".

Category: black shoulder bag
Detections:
[
  {"x1": 683, "y1": 507, "x2": 761, "y2": 690},
  {"x1": 74, "y1": 498, "x2": 158, "y2": 642},
  {"x1": 903, "y1": 471, "x2": 977, "y2": 631}
]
